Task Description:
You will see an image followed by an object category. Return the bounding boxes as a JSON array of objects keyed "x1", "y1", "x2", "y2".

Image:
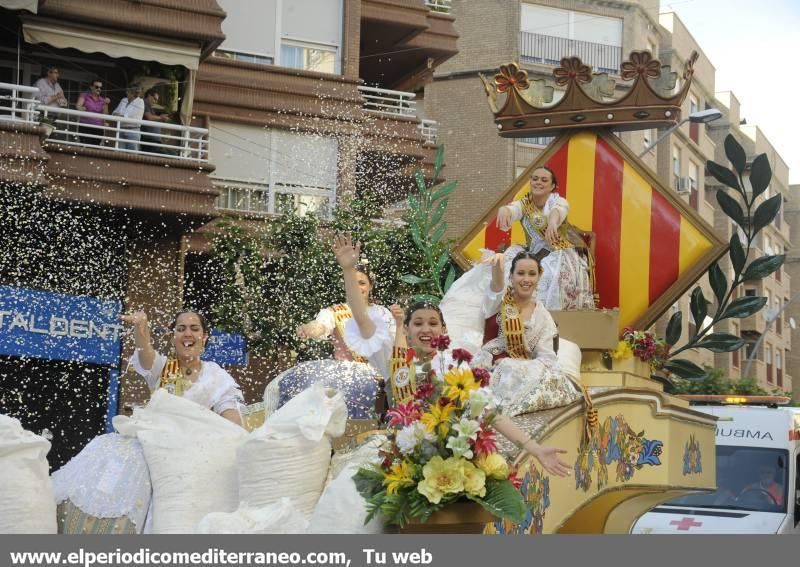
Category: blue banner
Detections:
[
  {"x1": 203, "y1": 330, "x2": 248, "y2": 366},
  {"x1": 0, "y1": 285, "x2": 122, "y2": 365}
]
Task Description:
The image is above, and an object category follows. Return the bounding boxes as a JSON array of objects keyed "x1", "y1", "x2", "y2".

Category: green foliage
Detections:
[
  {"x1": 666, "y1": 135, "x2": 785, "y2": 380},
  {"x1": 403, "y1": 145, "x2": 462, "y2": 302},
  {"x1": 669, "y1": 367, "x2": 770, "y2": 396}
]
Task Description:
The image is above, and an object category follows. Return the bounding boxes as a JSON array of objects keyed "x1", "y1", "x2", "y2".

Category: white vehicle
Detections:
[{"x1": 632, "y1": 395, "x2": 800, "y2": 534}]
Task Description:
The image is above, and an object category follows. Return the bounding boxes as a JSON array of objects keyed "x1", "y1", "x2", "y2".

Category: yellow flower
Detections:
[
  {"x1": 420, "y1": 403, "x2": 455, "y2": 437},
  {"x1": 461, "y1": 460, "x2": 487, "y2": 497},
  {"x1": 443, "y1": 368, "x2": 480, "y2": 403},
  {"x1": 383, "y1": 460, "x2": 416, "y2": 495},
  {"x1": 610, "y1": 340, "x2": 633, "y2": 360},
  {"x1": 416, "y1": 456, "x2": 465, "y2": 504},
  {"x1": 476, "y1": 452, "x2": 510, "y2": 480}
]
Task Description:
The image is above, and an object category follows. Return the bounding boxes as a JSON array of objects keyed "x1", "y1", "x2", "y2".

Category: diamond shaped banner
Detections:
[{"x1": 453, "y1": 130, "x2": 727, "y2": 332}]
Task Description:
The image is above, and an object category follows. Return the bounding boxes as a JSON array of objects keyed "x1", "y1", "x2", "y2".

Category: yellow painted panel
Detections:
[
  {"x1": 618, "y1": 163, "x2": 652, "y2": 328},
  {"x1": 565, "y1": 131, "x2": 597, "y2": 231},
  {"x1": 679, "y1": 217, "x2": 713, "y2": 275}
]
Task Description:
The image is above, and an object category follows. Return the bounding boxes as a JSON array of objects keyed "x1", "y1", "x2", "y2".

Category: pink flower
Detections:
[
  {"x1": 430, "y1": 335, "x2": 451, "y2": 351},
  {"x1": 472, "y1": 367, "x2": 491, "y2": 387},
  {"x1": 474, "y1": 426, "x2": 498, "y2": 457},
  {"x1": 507, "y1": 466, "x2": 523, "y2": 489},
  {"x1": 414, "y1": 381, "x2": 435, "y2": 401},
  {"x1": 451, "y1": 348, "x2": 473, "y2": 364},
  {"x1": 385, "y1": 401, "x2": 421, "y2": 428}
]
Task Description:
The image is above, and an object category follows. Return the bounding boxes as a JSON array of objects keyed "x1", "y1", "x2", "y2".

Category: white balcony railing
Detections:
[
  {"x1": 0, "y1": 82, "x2": 40, "y2": 124},
  {"x1": 37, "y1": 106, "x2": 209, "y2": 162},
  {"x1": 425, "y1": 0, "x2": 452, "y2": 13},
  {"x1": 519, "y1": 32, "x2": 622, "y2": 75},
  {"x1": 419, "y1": 119, "x2": 438, "y2": 145},
  {"x1": 358, "y1": 85, "x2": 417, "y2": 118}
]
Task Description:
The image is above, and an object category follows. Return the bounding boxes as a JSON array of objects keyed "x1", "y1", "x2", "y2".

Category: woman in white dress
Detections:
[
  {"x1": 496, "y1": 166, "x2": 594, "y2": 310},
  {"x1": 264, "y1": 263, "x2": 394, "y2": 419},
  {"x1": 474, "y1": 251, "x2": 582, "y2": 416},
  {"x1": 51, "y1": 310, "x2": 244, "y2": 534}
]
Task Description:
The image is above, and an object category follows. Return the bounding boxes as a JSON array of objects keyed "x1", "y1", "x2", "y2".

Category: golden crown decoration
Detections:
[{"x1": 479, "y1": 50, "x2": 699, "y2": 137}]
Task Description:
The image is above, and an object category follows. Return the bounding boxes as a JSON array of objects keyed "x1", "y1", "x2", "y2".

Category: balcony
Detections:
[
  {"x1": 358, "y1": 85, "x2": 417, "y2": 118},
  {"x1": 519, "y1": 32, "x2": 622, "y2": 75},
  {"x1": 0, "y1": 82, "x2": 40, "y2": 124},
  {"x1": 425, "y1": 0, "x2": 452, "y2": 13},
  {"x1": 419, "y1": 119, "x2": 438, "y2": 145}
]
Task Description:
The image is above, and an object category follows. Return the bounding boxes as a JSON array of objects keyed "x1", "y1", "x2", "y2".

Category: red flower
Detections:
[
  {"x1": 451, "y1": 348, "x2": 473, "y2": 364},
  {"x1": 472, "y1": 367, "x2": 491, "y2": 387},
  {"x1": 430, "y1": 335, "x2": 451, "y2": 351},
  {"x1": 438, "y1": 396, "x2": 452, "y2": 407},
  {"x1": 474, "y1": 426, "x2": 498, "y2": 457},
  {"x1": 507, "y1": 466, "x2": 523, "y2": 490},
  {"x1": 385, "y1": 401, "x2": 421, "y2": 428},
  {"x1": 414, "y1": 381, "x2": 435, "y2": 401}
]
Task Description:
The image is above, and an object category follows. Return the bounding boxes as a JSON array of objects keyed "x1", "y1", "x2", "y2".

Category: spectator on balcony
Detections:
[
  {"x1": 34, "y1": 65, "x2": 68, "y2": 108},
  {"x1": 112, "y1": 84, "x2": 144, "y2": 151},
  {"x1": 76, "y1": 79, "x2": 110, "y2": 145},
  {"x1": 141, "y1": 88, "x2": 172, "y2": 154}
]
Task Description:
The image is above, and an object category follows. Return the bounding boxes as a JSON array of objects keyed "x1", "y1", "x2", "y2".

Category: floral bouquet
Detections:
[
  {"x1": 610, "y1": 327, "x2": 670, "y2": 370},
  {"x1": 353, "y1": 338, "x2": 528, "y2": 527}
]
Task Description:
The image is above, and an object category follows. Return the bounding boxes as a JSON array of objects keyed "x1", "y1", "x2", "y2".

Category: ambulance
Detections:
[{"x1": 632, "y1": 395, "x2": 800, "y2": 534}]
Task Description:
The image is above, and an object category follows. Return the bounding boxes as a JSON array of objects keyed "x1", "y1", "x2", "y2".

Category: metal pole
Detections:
[{"x1": 638, "y1": 117, "x2": 689, "y2": 158}]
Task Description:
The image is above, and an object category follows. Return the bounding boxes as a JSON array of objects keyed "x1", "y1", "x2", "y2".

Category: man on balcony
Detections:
[
  {"x1": 34, "y1": 65, "x2": 68, "y2": 108},
  {"x1": 141, "y1": 88, "x2": 171, "y2": 155},
  {"x1": 112, "y1": 84, "x2": 144, "y2": 151}
]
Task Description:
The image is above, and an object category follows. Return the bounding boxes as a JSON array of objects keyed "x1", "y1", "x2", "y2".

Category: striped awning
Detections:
[{"x1": 455, "y1": 130, "x2": 726, "y2": 332}]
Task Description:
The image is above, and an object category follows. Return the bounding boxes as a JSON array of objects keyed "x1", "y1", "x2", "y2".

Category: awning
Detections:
[
  {"x1": 0, "y1": 0, "x2": 37, "y2": 13},
  {"x1": 21, "y1": 18, "x2": 200, "y2": 70}
]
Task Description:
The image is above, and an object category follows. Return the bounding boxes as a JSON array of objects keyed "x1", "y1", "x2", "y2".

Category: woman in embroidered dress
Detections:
[
  {"x1": 263, "y1": 263, "x2": 394, "y2": 419},
  {"x1": 474, "y1": 251, "x2": 582, "y2": 416},
  {"x1": 332, "y1": 233, "x2": 569, "y2": 474},
  {"x1": 51, "y1": 310, "x2": 244, "y2": 534},
  {"x1": 496, "y1": 166, "x2": 594, "y2": 311}
]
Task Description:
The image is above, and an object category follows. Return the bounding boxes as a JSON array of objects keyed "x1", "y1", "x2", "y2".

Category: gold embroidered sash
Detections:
[
  {"x1": 388, "y1": 348, "x2": 433, "y2": 405},
  {"x1": 331, "y1": 304, "x2": 368, "y2": 363},
  {"x1": 500, "y1": 293, "x2": 528, "y2": 359},
  {"x1": 159, "y1": 358, "x2": 192, "y2": 397},
  {"x1": 520, "y1": 194, "x2": 572, "y2": 250}
]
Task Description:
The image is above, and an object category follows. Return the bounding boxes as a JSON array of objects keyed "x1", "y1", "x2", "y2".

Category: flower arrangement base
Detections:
[{"x1": 398, "y1": 502, "x2": 496, "y2": 534}]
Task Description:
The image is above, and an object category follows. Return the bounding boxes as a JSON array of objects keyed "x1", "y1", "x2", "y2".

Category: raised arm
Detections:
[
  {"x1": 489, "y1": 253, "x2": 506, "y2": 293},
  {"x1": 333, "y1": 233, "x2": 375, "y2": 339},
  {"x1": 492, "y1": 415, "x2": 570, "y2": 477},
  {"x1": 120, "y1": 310, "x2": 155, "y2": 370},
  {"x1": 389, "y1": 304, "x2": 407, "y2": 350}
]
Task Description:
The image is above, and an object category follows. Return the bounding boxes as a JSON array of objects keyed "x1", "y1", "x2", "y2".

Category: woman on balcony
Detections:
[{"x1": 76, "y1": 79, "x2": 110, "y2": 145}]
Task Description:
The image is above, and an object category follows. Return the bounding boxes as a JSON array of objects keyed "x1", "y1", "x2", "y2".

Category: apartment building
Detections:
[
  {"x1": 426, "y1": 1, "x2": 791, "y2": 389},
  {"x1": 0, "y1": 0, "x2": 457, "y2": 467},
  {"x1": 787, "y1": 183, "x2": 800, "y2": 402}
]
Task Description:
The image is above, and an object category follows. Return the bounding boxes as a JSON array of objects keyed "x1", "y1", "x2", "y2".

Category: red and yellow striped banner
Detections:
[{"x1": 458, "y1": 131, "x2": 722, "y2": 330}]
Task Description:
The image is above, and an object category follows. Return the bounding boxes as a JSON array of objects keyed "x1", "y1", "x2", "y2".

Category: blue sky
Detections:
[{"x1": 665, "y1": 0, "x2": 800, "y2": 183}]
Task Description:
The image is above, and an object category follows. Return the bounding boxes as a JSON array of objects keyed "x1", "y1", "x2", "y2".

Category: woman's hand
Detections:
[
  {"x1": 488, "y1": 253, "x2": 505, "y2": 269},
  {"x1": 333, "y1": 233, "x2": 360, "y2": 270},
  {"x1": 527, "y1": 443, "x2": 571, "y2": 477},
  {"x1": 544, "y1": 223, "x2": 559, "y2": 245},
  {"x1": 489, "y1": 253, "x2": 506, "y2": 293},
  {"x1": 389, "y1": 304, "x2": 405, "y2": 327},
  {"x1": 496, "y1": 206, "x2": 513, "y2": 232},
  {"x1": 121, "y1": 310, "x2": 148, "y2": 329}
]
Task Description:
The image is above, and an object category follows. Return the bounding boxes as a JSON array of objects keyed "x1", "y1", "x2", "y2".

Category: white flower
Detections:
[
  {"x1": 468, "y1": 387, "x2": 495, "y2": 418},
  {"x1": 452, "y1": 418, "x2": 480, "y2": 441},
  {"x1": 396, "y1": 422, "x2": 435, "y2": 455},
  {"x1": 446, "y1": 435, "x2": 473, "y2": 460}
]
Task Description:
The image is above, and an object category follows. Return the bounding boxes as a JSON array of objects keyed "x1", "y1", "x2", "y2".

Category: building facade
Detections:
[{"x1": 0, "y1": 0, "x2": 457, "y2": 468}]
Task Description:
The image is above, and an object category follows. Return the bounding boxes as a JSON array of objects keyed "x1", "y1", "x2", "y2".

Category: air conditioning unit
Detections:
[{"x1": 675, "y1": 177, "x2": 692, "y2": 194}]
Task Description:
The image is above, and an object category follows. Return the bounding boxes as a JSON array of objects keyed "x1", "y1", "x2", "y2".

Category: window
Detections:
[
  {"x1": 766, "y1": 345, "x2": 773, "y2": 383},
  {"x1": 774, "y1": 298, "x2": 782, "y2": 335},
  {"x1": 776, "y1": 350, "x2": 783, "y2": 388},
  {"x1": 214, "y1": 49, "x2": 273, "y2": 66},
  {"x1": 731, "y1": 322, "x2": 740, "y2": 368},
  {"x1": 689, "y1": 95, "x2": 699, "y2": 143},
  {"x1": 672, "y1": 145, "x2": 681, "y2": 191},
  {"x1": 688, "y1": 160, "x2": 699, "y2": 209},
  {"x1": 280, "y1": 42, "x2": 337, "y2": 73},
  {"x1": 745, "y1": 288, "x2": 756, "y2": 297}
]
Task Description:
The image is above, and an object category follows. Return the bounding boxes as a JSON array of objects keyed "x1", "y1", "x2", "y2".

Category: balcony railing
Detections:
[
  {"x1": 518, "y1": 135, "x2": 555, "y2": 147},
  {"x1": 0, "y1": 82, "x2": 40, "y2": 124},
  {"x1": 419, "y1": 119, "x2": 438, "y2": 145},
  {"x1": 425, "y1": 0, "x2": 452, "y2": 13},
  {"x1": 358, "y1": 85, "x2": 417, "y2": 118},
  {"x1": 37, "y1": 106, "x2": 209, "y2": 162},
  {"x1": 519, "y1": 32, "x2": 622, "y2": 75}
]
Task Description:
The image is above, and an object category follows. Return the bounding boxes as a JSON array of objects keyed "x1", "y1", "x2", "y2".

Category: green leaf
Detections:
[
  {"x1": 695, "y1": 333, "x2": 746, "y2": 353},
  {"x1": 752, "y1": 194, "x2": 781, "y2": 234},
  {"x1": 689, "y1": 287, "x2": 708, "y2": 334},
  {"x1": 414, "y1": 169, "x2": 427, "y2": 194},
  {"x1": 724, "y1": 134, "x2": 747, "y2": 175},
  {"x1": 410, "y1": 223, "x2": 425, "y2": 251},
  {"x1": 730, "y1": 233, "x2": 746, "y2": 274},
  {"x1": 748, "y1": 153, "x2": 772, "y2": 198},
  {"x1": 443, "y1": 265, "x2": 456, "y2": 293},
  {"x1": 742, "y1": 254, "x2": 785, "y2": 280},
  {"x1": 411, "y1": 293, "x2": 441, "y2": 305},
  {"x1": 429, "y1": 200, "x2": 448, "y2": 230},
  {"x1": 431, "y1": 222, "x2": 447, "y2": 245},
  {"x1": 433, "y1": 144, "x2": 445, "y2": 179},
  {"x1": 720, "y1": 296, "x2": 767, "y2": 320},
  {"x1": 472, "y1": 479, "x2": 527, "y2": 524},
  {"x1": 432, "y1": 180, "x2": 457, "y2": 202},
  {"x1": 663, "y1": 359, "x2": 707, "y2": 380},
  {"x1": 716, "y1": 191, "x2": 745, "y2": 227},
  {"x1": 435, "y1": 250, "x2": 450, "y2": 275},
  {"x1": 707, "y1": 160, "x2": 741, "y2": 193},
  {"x1": 665, "y1": 311, "x2": 682, "y2": 346},
  {"x1": 408, "y1": 194, "x2": 420, "y2": 212},
  {"x1": 401, "y1": 274, "x2": 431, "y2": 285},
  {"x1": 708, "y1": 262, "x2": 727, "y2": 306}
]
